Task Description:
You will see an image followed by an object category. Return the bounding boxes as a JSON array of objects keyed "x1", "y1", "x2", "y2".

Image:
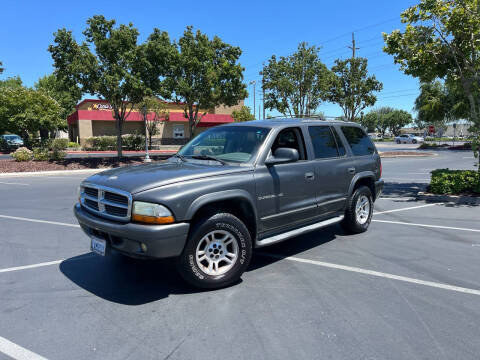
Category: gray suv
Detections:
[{"x1": 74, "y1": 119, "x2": 383, "y2": 289}]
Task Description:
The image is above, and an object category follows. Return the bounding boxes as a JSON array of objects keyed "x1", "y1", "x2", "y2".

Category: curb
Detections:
[
  {"x1": 379, "y1": 152, "x2": 437, "y2": 158},
  {"x1": 0, "y1": 168, "x2": 108, "y2": 177},
  {"x1": 417, "y1": 192, "x2": 480, "y2": 205}
]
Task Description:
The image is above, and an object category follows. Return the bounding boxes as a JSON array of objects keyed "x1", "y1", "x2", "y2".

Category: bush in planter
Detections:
[
  {"x1": 32, "y1": 148, "x2": 50, "y2": 161},
  {"x1": 123, "y1": 133, "x2": 145, "y2": 151},
  {"x1": 84, "y1": 136, "x2": 117, "y2": 151},
  {"x1": 68, "y1": 142, "x2": 81, "y2": 149},
  {"x1": 12, "y1": 147, "x2": 32, "y2": 162},
  {"x1": 51, "y1": 138, "x2": 69, "y2": 150},
  {"x1": 50, "y1": 148, "x2": 67, "y2": 161},
  {"x1": 430, "y1": 169, "x2": 480, "y2": 194}
]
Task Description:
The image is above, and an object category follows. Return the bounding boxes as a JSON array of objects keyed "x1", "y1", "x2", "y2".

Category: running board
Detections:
[{"x1": 256, "y1": 215, "x2": 344, "y2": 248}]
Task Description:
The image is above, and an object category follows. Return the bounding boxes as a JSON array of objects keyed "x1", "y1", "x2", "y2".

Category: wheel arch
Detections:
[
  {"x1": 348, "y1": 173, "x2": 376, "y2": 199},
  {"x1": 185, "y1": 190, "x2": 258, "y2": 241}
]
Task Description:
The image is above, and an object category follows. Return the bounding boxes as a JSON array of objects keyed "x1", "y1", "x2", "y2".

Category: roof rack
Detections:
[{"x1": 264, "y1": 115, "x2": 348, "y2": 122}]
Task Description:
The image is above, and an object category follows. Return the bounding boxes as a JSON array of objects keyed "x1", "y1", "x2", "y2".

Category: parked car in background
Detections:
[
  {"x1": 368, "y1": 133, "x2": 382, "y2": 141},
  {"x1": 394, "y1": 134, "x2": 424, "y2": 144},
  {"x1": 75, "y1": 119, "x2": 383, "y2": 289},
  {"x1": 0, "y1": 134, "x2": 24, "y2": 151}
]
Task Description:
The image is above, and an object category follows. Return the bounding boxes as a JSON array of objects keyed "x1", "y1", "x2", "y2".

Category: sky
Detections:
[{"x1": 0, "y1": 0, "x2": 420, "y2": 119}]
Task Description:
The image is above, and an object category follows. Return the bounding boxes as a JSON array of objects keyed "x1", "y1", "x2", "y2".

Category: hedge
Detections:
[
  {"x1": 430, "y1": 169, "x2": 480, "y2": 194},
  {"x1": 84, "y1": 134, "x2": 146, "y2": 151}
]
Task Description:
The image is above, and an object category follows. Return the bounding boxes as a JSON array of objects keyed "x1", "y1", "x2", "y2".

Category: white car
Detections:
[{"x1": 394, "y1": 134, "x2": 424, "y2": 144}]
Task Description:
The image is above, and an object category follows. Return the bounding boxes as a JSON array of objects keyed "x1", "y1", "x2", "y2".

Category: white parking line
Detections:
[
  {"x1": 0, "y1": 181, "x2": 29, "y2": 186},
  {"x1": 261, "y1": 253, "x2": 480, "y2": 296},
  {"x1": 372, "y1": 219, "x2": 480, "y2": 232},
  {"x1": 0, "y1": 215, "x2": 80, "y2": 228},
  {"x1": 374, "y1": 203, "x2": 439, "y2": 215},
  {"x1": 0, "y1": 336, "x2": 48, "y2": 360},
  {"x1": 0, "y1": 260, "x2": 63, "y2": 273}
]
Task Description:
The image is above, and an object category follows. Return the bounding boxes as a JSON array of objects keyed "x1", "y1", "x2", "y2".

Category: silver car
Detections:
[{"x1": 395, "y1": 134, "x2": 424, "y2": 144}]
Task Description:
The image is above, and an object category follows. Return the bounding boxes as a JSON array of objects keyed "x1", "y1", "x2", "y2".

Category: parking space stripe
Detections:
[
  {"x1": 372, "y1": 219, "x2": 480, "y2": 232},
  {"x1": 260, "y1": 253, "x2": 480, "y2": 296},
  {"x1": 0, "y1": 336, "x2": 48, "y2": 360},
  {"x1": 0, "y1": 182, "x2": 29, "y2": 186},
  {"x1": 0, "y1": 215, "x2": 80, "y2": 228},
  {"x1": 0, "y1": 260, "x2": 63, "y2": 274},
  {"x1": 374, "y1": 203, "x2": 439, "y2": 215}
]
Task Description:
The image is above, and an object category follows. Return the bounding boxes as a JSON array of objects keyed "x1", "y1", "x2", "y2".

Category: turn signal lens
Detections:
[{"x1": 132, "y1": 201, "x2": 175, "y2": 224}]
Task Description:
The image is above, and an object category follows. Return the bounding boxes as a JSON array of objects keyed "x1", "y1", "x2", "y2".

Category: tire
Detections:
[
  {"x1": 412, "y1": 139, "x2": 417, "y2": 144},
  {"x1": 177, "y1": 212, "x2": 252, "y2": 289},
  {"x1": 341, "y1": 185, "x2": 373, "y2": 234},
  {"x1": 396, "y1": 140, "x2": 401, "y2": 144}
]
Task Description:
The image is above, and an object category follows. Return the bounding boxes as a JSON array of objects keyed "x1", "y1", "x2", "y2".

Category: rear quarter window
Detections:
[{"x1": 341, "y1": 126, "x2": 375, "y2": 156}]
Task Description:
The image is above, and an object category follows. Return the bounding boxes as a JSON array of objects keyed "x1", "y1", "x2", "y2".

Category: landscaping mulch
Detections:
[{"x1": 0, "y1": 156, "x2": 168, "y2": 173}]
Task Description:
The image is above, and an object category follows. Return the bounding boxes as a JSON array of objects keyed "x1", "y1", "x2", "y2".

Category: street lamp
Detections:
[
  {"x1": 141, "y1": 105, "x2": 151, "y2": 163},
  {"x1": 249, "y1": 80, "x2": 256, "y2": 119}
]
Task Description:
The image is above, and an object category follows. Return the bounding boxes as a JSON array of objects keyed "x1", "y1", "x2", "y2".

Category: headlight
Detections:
[
  {"x1": 132, "y1": 201, "x2": 175, "y2": 224},
  {"x1": 77, "y1": 185, "x2": 82, "y2": 203}
]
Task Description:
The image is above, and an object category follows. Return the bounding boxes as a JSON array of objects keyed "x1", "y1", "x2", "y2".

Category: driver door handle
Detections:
[{"x1": 305, "y1": 172, "x2": 315, "y2": 181}]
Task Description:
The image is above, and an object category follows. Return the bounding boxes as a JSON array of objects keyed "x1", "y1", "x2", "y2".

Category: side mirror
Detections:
[{"x1": 265, "y1": 147, "x2": 299, "y2": 165}]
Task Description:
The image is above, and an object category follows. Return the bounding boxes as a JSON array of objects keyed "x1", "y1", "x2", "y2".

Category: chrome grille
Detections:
[{"x1": 80, "y1": 183, "x2": 132, "y2": 222}]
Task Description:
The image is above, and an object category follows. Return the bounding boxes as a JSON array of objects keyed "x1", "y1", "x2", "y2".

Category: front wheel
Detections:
[
  {"x1": 412, "y1": 139, "x2": 417, "y2": 144},
  {"x1": 396, "y1": 140, "x2": 401, "y2": 144},
  {"x1": 341, "y1": 186, "x2": 373, "y2": 234},
  {"x1": 177, "y1": 213, "x2": 252, "y2": 289}
]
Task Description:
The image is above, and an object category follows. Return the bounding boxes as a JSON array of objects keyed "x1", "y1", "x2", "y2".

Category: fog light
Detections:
[{"x1": 140, "y1": 243, "x2": 147, "y2": 253}]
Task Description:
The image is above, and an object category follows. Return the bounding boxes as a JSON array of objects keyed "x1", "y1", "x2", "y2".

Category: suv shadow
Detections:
[{"x1": 60, "y1": 226, "x2": 342, "y2": 304}]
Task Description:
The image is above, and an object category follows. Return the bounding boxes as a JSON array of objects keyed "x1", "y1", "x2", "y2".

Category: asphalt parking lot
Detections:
[{"x1": 0, "y1": 147, "x2": 479, "y2": 360}]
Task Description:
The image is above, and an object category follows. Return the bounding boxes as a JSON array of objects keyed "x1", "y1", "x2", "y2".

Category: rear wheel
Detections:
[
  {"x1": 412, "y1": 139, "x2": 417, "y2": 144},
  {"x1": 396, "y1": 139, "x2": 401, "y2": 144},
  {"x1": 177, "y1": 212, "x2": 252, "y2": 289},
  {"x1": 341, "y1": 186, "x2": 373, "y2": 234}
]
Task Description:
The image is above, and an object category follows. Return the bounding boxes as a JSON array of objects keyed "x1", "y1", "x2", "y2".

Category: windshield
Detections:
[
  {"x1": 4, "y1": 135, "x2": 21, "y2": 140},
  {"x1": 178, "y1": 126, "x2": 270, "y2": 163}
]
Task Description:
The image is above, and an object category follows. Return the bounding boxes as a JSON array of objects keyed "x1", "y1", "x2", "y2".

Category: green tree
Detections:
[
  {"x1": 0, "y1": 86, "x2": 63, "y2": 140},
  {"x1": 328, "y1": 57, "x2": 383, "y2": 122},
  {"x1": 49, "y1": 15, "x2": 163, "y2": 158},
  {"x1": 137, "y1": 96, "x2": 169, "y2": 147},
  {"x1": 262, "y1": 42, "x2": 332, "y2": 117},
  {"x1": 0, "y1": 76, "x2": 22, "y2": 90},
  {"x1": 414, "y1": 81, "x2": 450, "y2": 131},
  {"x1": 361, "y1": 111, "x2": 379, "y2": 133},
  {"x1": 166, "y1": 26, "x2": 246, "y2": 139},
  {"x1": 232, "y1": 106, "x2": 255, "y2": 122},
  {"x1": 385, "y1": 109, "x2": 413, "y2": 136},
  {"x1": 383, "y1": 0, "x2": 480, "y2": 168},
  {"x1": 0, "y1": 61, "x2": 4, "y2": 74},
  {"x1": 35, "y1": 74, "x2": 82, "y2": 123}
]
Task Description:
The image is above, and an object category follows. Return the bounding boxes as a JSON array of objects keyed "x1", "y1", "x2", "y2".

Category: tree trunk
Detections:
[{"x1": 115, "y1": 114, "x2": 123, "y2": 159}]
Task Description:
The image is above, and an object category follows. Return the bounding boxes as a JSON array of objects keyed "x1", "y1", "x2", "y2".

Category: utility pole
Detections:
[
  {"x1": 348, "y1": 32, "x2": 360, "y2": 59},
  {"x1": 249, "y1": 80, "x2": 256, "y2": 119}
]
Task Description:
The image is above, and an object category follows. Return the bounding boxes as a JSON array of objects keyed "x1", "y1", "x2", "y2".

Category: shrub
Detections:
[
  {"x1": 430, "y1": 169, "x2": 480, "y2": 194},
  {"x1": 84, "y1": 136, "x2": 117, "y2": 151},
  {"x1": 123, "y1": 133, "x2": 145, "y2": 151},
  {"x1": 12, "y1": 147, "x2": 32, "y2": 162},
  {"x1": 68, "y1": 142, "x2": 80, "y2": 149},
  {"x1": 50, "y1": 149, "x2": 67, "y2": 161},
  {"x1": 51, "y1": 138, "x2": 69, "y2": 150},
  {"x1": 32, "y1": 148, "x2": 50, "y2": 161}
]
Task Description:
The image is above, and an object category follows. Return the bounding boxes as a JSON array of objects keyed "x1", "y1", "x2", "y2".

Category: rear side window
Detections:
[
  {"x1": 341, "y1": 126, "x2": 375, "y2": 156},
  {"x1": 308, "y1": 126, "x2": 340, "y2": 159},
  {"x1": 332, "y1": 128, "x2": 346, "y2": 156}
]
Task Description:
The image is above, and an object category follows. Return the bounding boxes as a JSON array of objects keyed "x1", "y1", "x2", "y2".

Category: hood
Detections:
[{"x1": 84, "y1": 160, "x2": 252, "y2": 194}]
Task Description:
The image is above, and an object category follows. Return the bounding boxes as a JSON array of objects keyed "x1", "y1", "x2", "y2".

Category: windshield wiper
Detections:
[
  {"x1": 172, "y1": 154, "x2": 187, "y2": 162},
  {"x1": 190, "y1": 155, "x2": 227, "y2": 165}
]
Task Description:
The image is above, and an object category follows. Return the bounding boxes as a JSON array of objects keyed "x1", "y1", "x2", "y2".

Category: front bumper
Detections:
[
  {"x1": 374, "y1": 179, "x2": 384, "y2": 200},
  {"x1": 74, "y1": 203, "x2": 189, "y2": 258}
]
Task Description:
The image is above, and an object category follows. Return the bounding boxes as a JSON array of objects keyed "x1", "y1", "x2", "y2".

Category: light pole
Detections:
[
  {"x1": 249, "y1": 80, "x2": 256, "y2": 119},
  {"x1": 142, "y1": 105, "x2": 151, "y2": 163}
]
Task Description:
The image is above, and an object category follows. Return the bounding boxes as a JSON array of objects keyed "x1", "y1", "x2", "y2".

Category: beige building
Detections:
[{"x1": 67, "y1": 99, "x2": 243, "y2": 145}]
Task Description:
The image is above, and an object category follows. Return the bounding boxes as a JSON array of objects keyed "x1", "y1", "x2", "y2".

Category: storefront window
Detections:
[{"x1": 173, "y1": 125, "x2": 185, "y2": 138}]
